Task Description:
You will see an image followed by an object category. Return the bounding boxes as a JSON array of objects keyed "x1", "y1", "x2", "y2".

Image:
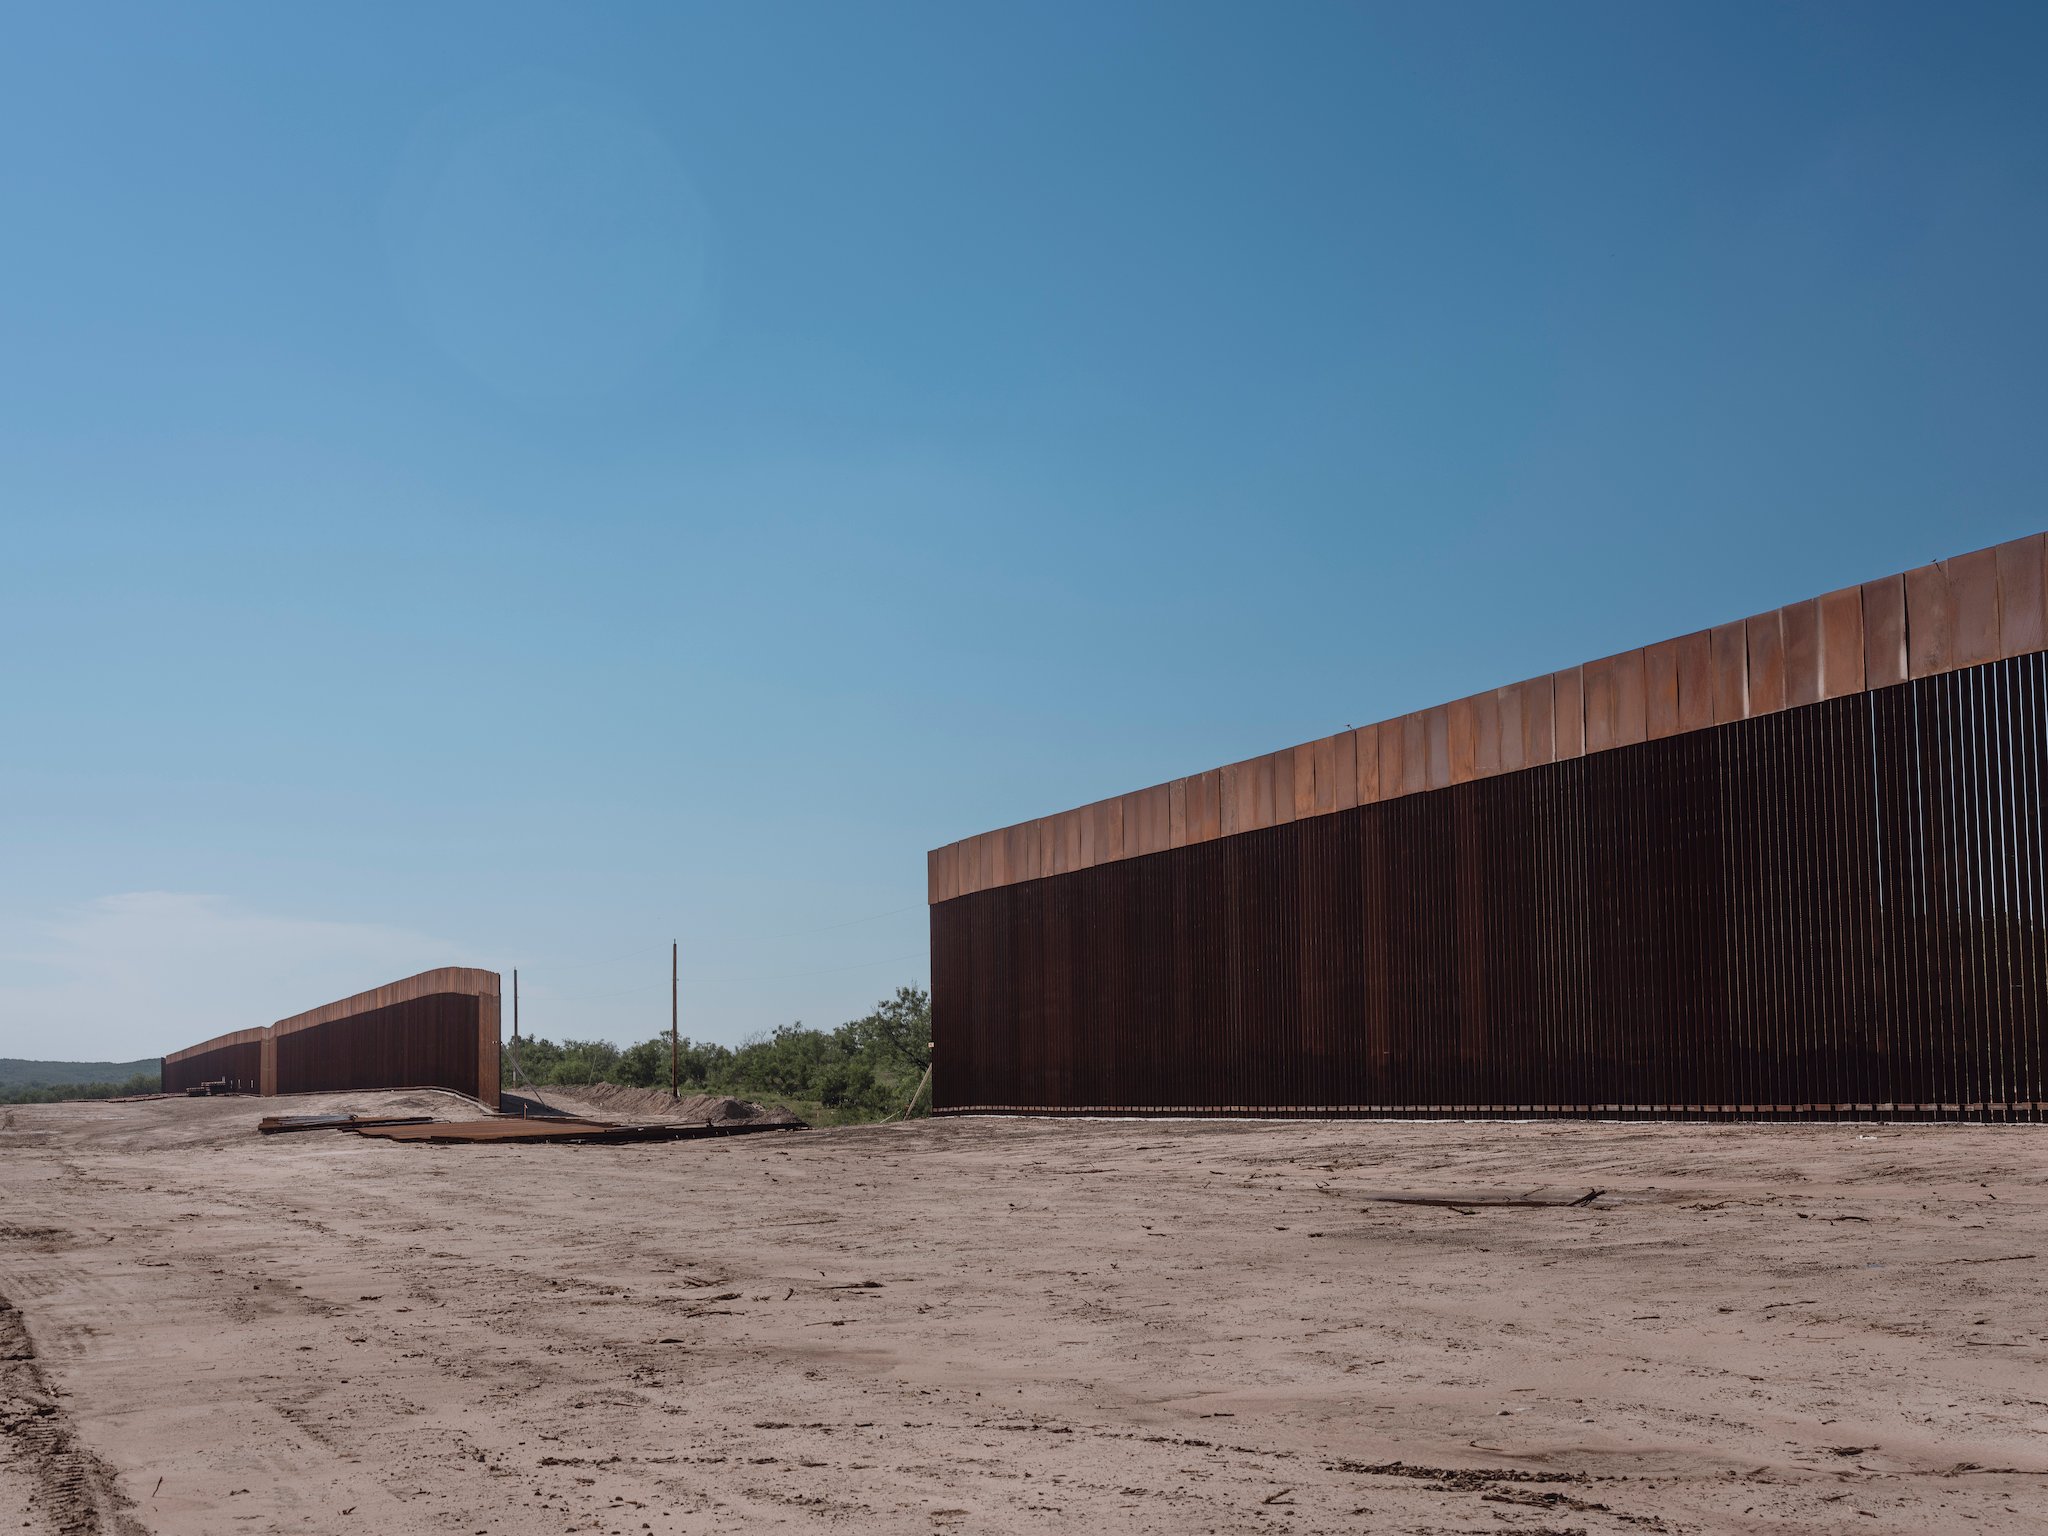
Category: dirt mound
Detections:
[{"x1": 531, "y1": 1083, "x2": 804, "y2": 1127}]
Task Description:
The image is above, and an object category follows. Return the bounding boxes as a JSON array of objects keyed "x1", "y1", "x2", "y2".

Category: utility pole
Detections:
[
  {"x1": 506, "y1": 969, "x2": 525, "y2": 1115},
  {"x1": 670, "y1": 942, "x2": 679, "y2": 1100}
]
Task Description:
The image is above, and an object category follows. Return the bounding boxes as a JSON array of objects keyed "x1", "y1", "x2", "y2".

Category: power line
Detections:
[
  {"x1": 509, "y1": 898, "x2": 921, "y2": 975},
  {"x1": 705, "y1": 950, "x2": 927, "y2": 985},
  {"x1": 530, "y1": 948, "x2": 927, "y2": 1001}
]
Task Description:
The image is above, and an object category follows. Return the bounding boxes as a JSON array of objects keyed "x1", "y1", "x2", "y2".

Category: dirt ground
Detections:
[{"x1": 1, "y1": 1096, "x2": 2043, "y2": 1536}]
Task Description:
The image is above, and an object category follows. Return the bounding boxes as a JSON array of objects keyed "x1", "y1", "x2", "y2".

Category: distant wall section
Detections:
[
  {"x1": 931, "y1": 532, "x2": 2048, "y2": 1121},
  {"x1": 161, "y1": 1028, "x2": 266, "y2": 1095},
  {"x1": 160, "y1": 968, "x2": 500, "y2": 1107}
]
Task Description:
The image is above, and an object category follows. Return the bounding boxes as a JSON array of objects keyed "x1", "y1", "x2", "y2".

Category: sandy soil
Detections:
[{"x1": 0, "y1": 1096, "x2": 2043, "y2": 1536}]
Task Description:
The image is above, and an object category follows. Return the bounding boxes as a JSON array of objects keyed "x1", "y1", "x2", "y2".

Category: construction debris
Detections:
[
  {"x1": 257, "y1": 1113, "x2": 437, "y2": 1135},
  {"x1": 350, "y1": 1118, "x2": 801, "y2": 1145},
  {"x1": 1357, "y1": 1188, "x2": 1604, "y2": 1210}
]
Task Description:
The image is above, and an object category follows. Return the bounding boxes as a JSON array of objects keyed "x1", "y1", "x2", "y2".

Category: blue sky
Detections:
[{"x1": 4, "y1": 1, "x2": 2045, "y2": 1060}]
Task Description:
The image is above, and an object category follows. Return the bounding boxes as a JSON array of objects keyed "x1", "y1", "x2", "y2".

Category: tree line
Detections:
[
  {"x1": 503, "y1": 984, "x2": 932, "y2": 1121},
  {"x1": 0, "y1": 1071, "x2": 160, "y2": 1106}
]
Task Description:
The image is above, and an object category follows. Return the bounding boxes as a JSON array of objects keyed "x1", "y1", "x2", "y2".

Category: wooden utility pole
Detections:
[
  {"x1": 670, "y1": 943, "x2": 679, "y2": 1100},
  {"x1": 513, "y1": 968, "x2": 520, "y2": 1039}
]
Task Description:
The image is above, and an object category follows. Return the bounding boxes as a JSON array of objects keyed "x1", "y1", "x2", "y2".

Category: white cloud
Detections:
[{"x1": 0, "y1": 893, "x2": 478, "y2": 1063}]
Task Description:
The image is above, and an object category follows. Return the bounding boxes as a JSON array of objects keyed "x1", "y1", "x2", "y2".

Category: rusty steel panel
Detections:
[
  {"x1": 1448, "y1": 696, "x2": 1478, "y2": 784},
  {"x1": 1710, "y1": 621, "x2": 1750, "y2": 723},
  {"x1": 1611, "y1": 648, "x2": 1648, "y2": 748},
  {"x1": 1583, "y1": 656, "x2": 1617, "y2": 754},
  {"x1": 1553, "y1": 667, "x2": 1584, "y2": 758},
  {"x1": 1062, "y1": 810, "x2": 1085, "y2": 873},
  {"x1": 1233, "y1": 755, "x2": 1262, "y2": 831},
  {"x1": 1999, "y1": 534, "x2": 2047, "y2": 657},
  {"x1": 1906, "y1": 561, "x2": 1953, "y2": 679},
  {"x1": 1818, "y1": 587, "x2": 1865, "y2": 700},
  {"x1": 932, "y1": 653, "x2": 2048, "y2": 1121},
  {"x1": 1044, "y1": 818, "x2": 1068, "y2": 877},
  {"x1": 1073, "y1": 811, "x2": 1100, "y2": 870},
  {"x1": 1864, "y1": 574, "x2": 1909, "y2": 688},
  {"x1": 1746, "y1": 611, "x2": 1786, "y2": 714},
  {"x1": 1521, "y1": 675, "x2": 1555, "y2": 766},
  {"x1": 1581, "y1": 655, "x2": 1613, "y2": 757},
  {"x1": 1950, "y1": 546, "x2": 2001, "y2": 668},
  {"x1": 1360, "y1": 719, "x2": 1389, "y2": 801},
  {"x1": 1309, "y1": 735, "x2": 1337, "y2": 814},
  {"x1": 1141, "y1": 784, "x2": 1172, "y2": 855},
  {"x1": 1783, "y1": 598, "x2": 1822, "y2": 708},
  {"x1": 1363, "y1": 721, "x2": 1391, "y2": 802},
  {"x1": 1423, "y1": 705, "x2": 1451, "y2": 790},
  {"x1": 1022, "y1": 820, "x2": 1043, "y2": 880},
  {"x1": 1495, "y1": 686, "x2": 1526, "y2": 772},
  {"x1": 1248, "y1": 752, "x2": 1277, "y2": 829},
  {"x1": 1644, "y1": 640, "x2": 1681, "y2": 740},
  {"x1": 1400, "y1": 712, "x2": 1427, "y2": 792},
  {"x1": 1349, "y1": 724, "x2": 1377, "y2": 803},
  {"x1": 1193, "y1": 769, "x2": 1223, "y2": 841},
  {"x1": 1472, "y1": 688, "x2": 1502, "y2": 777},
  {"x1": 1330, "y1": 729, "x2": 1359, "y2": 812},
  {"x1": 1218, "y1": 762, "x2": 1245, "y2": 838},
  {"x1": 1102, "y1": 796, "x2": 1126, "y2": 861},
  {"x1": 1119, "y1": 792, "x2": 1148, "y2": 859},
  {"x1": 1267, "y1": 749, "x2": 1295, "y2": 826},
  {"x1": 1674, "y1": 631, "x2": 1714, "y2": 733},
  {"x1": 1167, "y1": 781, "x2": 1189, "y2": 849},
  {"x1": 1122, "y1": 794, "x2": 1155, "y2": 856}
]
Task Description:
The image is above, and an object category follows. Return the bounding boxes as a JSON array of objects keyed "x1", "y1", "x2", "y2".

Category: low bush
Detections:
[{"x1": 504, "y1": 984, "x2": 930, "y2": 1122}]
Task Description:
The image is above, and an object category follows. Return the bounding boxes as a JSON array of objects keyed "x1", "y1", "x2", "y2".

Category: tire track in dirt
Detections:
[{"x1": 0, "y1": 1292, "x2": 144, "y2": 1536}]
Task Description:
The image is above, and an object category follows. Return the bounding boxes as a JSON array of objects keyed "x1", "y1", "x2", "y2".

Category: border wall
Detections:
[
  {"x1": 162, "y1": 968, "x2": 500, "y2": 1108},
  {"x1": 929, "y1": 534, "x2": 2048, "y2": 1121}
]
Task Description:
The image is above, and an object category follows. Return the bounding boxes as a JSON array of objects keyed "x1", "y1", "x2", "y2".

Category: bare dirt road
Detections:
[{"x1": 1, "y1": 1095, "x2": 2043, "y2": 1535}]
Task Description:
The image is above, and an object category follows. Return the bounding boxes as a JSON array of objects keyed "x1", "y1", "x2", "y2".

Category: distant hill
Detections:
[{"x1": 0, "y1": 1057, "x2": 161, "y2": 1090}]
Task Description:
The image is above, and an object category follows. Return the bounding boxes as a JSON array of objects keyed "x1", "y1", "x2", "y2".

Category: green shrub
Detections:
[
  {"x1": 503, "y1": 984, "x2": 931, "y2": 1122},
  {"x1": 0, "y1": 1071, "x2": 160, "y2": 1106}
]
